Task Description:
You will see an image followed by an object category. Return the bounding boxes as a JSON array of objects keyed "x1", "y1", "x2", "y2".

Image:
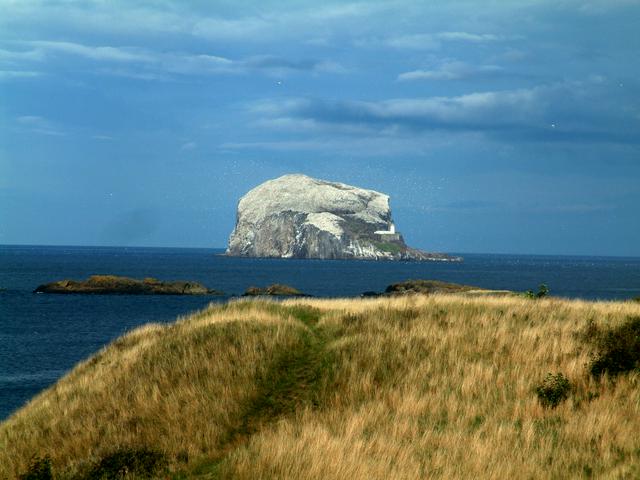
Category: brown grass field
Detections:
[{"x1": 1, "y1": 294, "x2": 639, "y2": 479}]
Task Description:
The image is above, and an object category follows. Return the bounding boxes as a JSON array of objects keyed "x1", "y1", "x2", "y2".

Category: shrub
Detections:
[
  {"x1": 535, "y1": 373, "x2": 570, "y2": 408},
  {"x1": 536, "y1": 284, "x2": 549, "y2": 298},
  {"x1": 524, "y1": 284, "x2": 549, "y2": 299},
  {"x1": 18, "y1": 456, "x2": 53, "y2": 480},
  {"x1": 83, "y1": 447, "x2": 167, "y2": 479},
  {"x1": 588, "y1": 317, "x2": 640, "y2": 378}
]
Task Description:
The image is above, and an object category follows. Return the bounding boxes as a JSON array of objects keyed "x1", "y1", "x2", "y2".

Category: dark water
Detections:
[{"x1": 1, "y1": 245, "x2": 639, "y2": 420}]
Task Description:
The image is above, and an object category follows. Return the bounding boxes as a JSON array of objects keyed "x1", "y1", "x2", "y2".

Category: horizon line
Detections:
[{"x1": 1, "y1": 243, "x2": 639, "y2": 260}]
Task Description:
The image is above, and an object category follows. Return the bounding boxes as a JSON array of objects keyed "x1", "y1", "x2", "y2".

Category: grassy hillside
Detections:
[{"x1": 2, "y1": 295, "x2": 640, "y2": 479}]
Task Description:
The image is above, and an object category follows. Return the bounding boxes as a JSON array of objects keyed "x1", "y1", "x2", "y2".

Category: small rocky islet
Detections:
[
  {"x1": 242, "y1": 284, "x2": 309, "y2": 297},
  {"x1": 33, "y1": 275, "x2": 224, "y2": 296},
  {"x1": 361, "y1": 279, "x2": 513, "y2": 297},
  {"x1": 32, "y1": 277, "x2": 312, "y2": 297},
  {"x1": 32, "y1": 277, "x2": 511, "y2": 298}
]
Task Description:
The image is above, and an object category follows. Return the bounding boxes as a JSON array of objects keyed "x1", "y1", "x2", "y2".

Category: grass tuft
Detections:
[{"x1": 535, "y1": 373, "x2": 571, "y2": 408}]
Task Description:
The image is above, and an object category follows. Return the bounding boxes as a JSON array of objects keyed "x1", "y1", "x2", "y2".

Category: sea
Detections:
[{"x1": 1, "y1": 245, "x2": 640, "y2": 420}]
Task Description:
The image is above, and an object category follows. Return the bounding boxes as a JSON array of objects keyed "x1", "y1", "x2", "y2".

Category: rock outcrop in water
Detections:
[
  {"x1": 242, "y1": 284, "x2": 308, "y2": 297},
  {"x1": 226, "y1": 174, "x2": 460, "y2": 261},
  {"x1": 362, "y1": 279, "x2": 513, "y2": 297},
  {"x1": 34, "y1": 275, "x2": 223, "y2": 295}
]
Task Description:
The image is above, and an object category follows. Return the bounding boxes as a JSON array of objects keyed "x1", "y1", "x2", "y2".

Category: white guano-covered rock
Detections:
[{"x1": 226, "y1": 174, "x2": 456, "y2": 261}]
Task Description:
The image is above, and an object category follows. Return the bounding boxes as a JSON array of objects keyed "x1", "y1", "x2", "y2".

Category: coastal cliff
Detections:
[{"x1": 226, "y1": 174, "x2": 459, "y2": 261}]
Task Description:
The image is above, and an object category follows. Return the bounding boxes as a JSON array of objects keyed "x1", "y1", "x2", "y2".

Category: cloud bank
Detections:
[{"x1": 250, "y1": 80, "x2": 639, "y2": 145}]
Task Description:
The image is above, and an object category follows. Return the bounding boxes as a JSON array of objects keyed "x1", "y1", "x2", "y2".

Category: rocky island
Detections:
[
  {"x1": 242, "y1": 284, "x2": 308, "y2": 297},
  {"x1": 34, "y1": 275, "x2": 223, "y2": 295},
  {"x1": 226, "y1": 174, "x2": 461, "y2": 261},
  {"x1": 362, "y1": 279, "x2": 513, "y2": 297}
]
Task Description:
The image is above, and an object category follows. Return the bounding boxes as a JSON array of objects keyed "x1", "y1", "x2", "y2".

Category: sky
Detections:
[{"x1": 1, "y1": 0, "x2": 639, "y2": 256}]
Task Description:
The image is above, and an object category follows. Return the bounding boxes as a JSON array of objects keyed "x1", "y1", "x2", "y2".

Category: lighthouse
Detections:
[{"x1": 374, "y1": 222, "x2": 400, "y2": 240}]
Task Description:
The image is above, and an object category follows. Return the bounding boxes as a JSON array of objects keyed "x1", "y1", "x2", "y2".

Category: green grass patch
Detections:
[{"x1": 373, "y1": 241, "x2": 402, "y2": 254}]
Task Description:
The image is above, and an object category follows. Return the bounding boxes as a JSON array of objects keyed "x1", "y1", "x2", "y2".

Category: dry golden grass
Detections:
[{"x1": 1, "y1": 295, "x2": 639, "y2": 479}]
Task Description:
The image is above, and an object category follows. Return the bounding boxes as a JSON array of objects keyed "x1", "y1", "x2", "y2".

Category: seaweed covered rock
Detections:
[
  {"x1": 34, "y1": 275, "x2": 223, "y2": 295},
  {"x1": 361, "y1": 279, "x2": 512, "y2": 297},
  {"x1": 384, "y1": 279, "x2": 475, "y2": 295},
  {"x1": 242, "y1": 284, "x2": 308, "y2": 297}
]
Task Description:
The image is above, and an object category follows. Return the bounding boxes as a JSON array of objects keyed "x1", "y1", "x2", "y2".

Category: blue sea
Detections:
[{"x1": 1, "y1": 245, "x2": 640, "y2": 420}]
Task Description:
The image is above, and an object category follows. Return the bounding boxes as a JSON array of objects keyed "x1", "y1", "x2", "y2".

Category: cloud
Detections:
[
  {"x1": 0, "y1": 1, "x2": 386, "y2": 43},
  {"x1": 0, "y1": 70, "x2": 42, "y2": 80},
  {"x1": 0, "y1": 47, "x2": 43, "y2": 62},
  {"x1": 0, "y1": 47, "x2": 44, "y2": 80},
  {"x1": 252, "y1": 92, "x2": 539, "y2": 130},
  {"x1": 28, "y1": 40, "x2": 152, "y2": 63},
  {"x1": 248, "y1": 79, "x2": 640, "y2": 145},
  {"x1": 0, "y1": 2, "x2": 192, "y2": 38},
  {"x1": 577, "y1": 0, "x2": 640, "y2": 14},
  {"x1": 385, "y1": 34, "x2": 441, "y2": 50},
  {"x1": 16, "y1": 115, "x2": 66, "y2": 136},
  {"x1": 182, "y1": 2, "x2": 386, "y2": 42},
  {"x1": 437, "y1": 32, "x2": 501, "y2": 42},
  {"x1": 156, "y1": 53, "x2": 236, "y2": 76},
  {"x1": 398, "y1": 61, "x2": 503, "y2": 81},
  {"x1": 7, "y1": 41, "x2": 345, "y2": 79},
  {"x1": 218, "y1": 135, "x2": 446, "y2": 156},
  {"x1": 242, "y1": 55, "x2": 348, "y2": 75},
  {"x1": 191, "y1": 16, "x2": 271, "y2": 41},
  {"x1": 386, "y1": 31, "x2": 504, "y2": 50},
  {"x1": 96, "y1": 67, "x2": 173, "y2": 82}
]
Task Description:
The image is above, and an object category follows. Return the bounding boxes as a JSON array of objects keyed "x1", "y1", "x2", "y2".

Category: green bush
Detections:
[
  {"x1": 524, "y1": 284, "x2": 549, "y2": 299},
  {"x1": 587, "y1": 317, "x2": 640, "y2": 378},
  {"x1": 19, "y1": 456, "x2": 53, "y2": 480},
  {"x1": 536, "y1": 284, "x2": 549, "y2": 298},
  {"x1": 83, "y1": 447, "x2": 167, "y2": 479},
  {"x1": 535, "y1": 373, "x2": 570, "y2": 408}
]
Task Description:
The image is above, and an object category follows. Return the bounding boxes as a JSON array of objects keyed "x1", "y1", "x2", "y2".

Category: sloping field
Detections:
[{"x1": 2, "y1": 295, "x2": 639, "y2": 479}]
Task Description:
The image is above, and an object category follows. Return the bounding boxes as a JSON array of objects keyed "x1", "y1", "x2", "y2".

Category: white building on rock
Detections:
[{"x1": 374, "y1": 223, "x2": 401, "y2": 241}]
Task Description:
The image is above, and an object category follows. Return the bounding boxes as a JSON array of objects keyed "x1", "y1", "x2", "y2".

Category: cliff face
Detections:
[{"x1": 226, "y1": 174, "x2": 458, "y2": 261}]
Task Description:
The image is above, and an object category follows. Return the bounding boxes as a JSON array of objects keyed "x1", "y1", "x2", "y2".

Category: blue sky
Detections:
[{"x1": 1, "y1": 0, "x2": 639, "y2": 255}]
